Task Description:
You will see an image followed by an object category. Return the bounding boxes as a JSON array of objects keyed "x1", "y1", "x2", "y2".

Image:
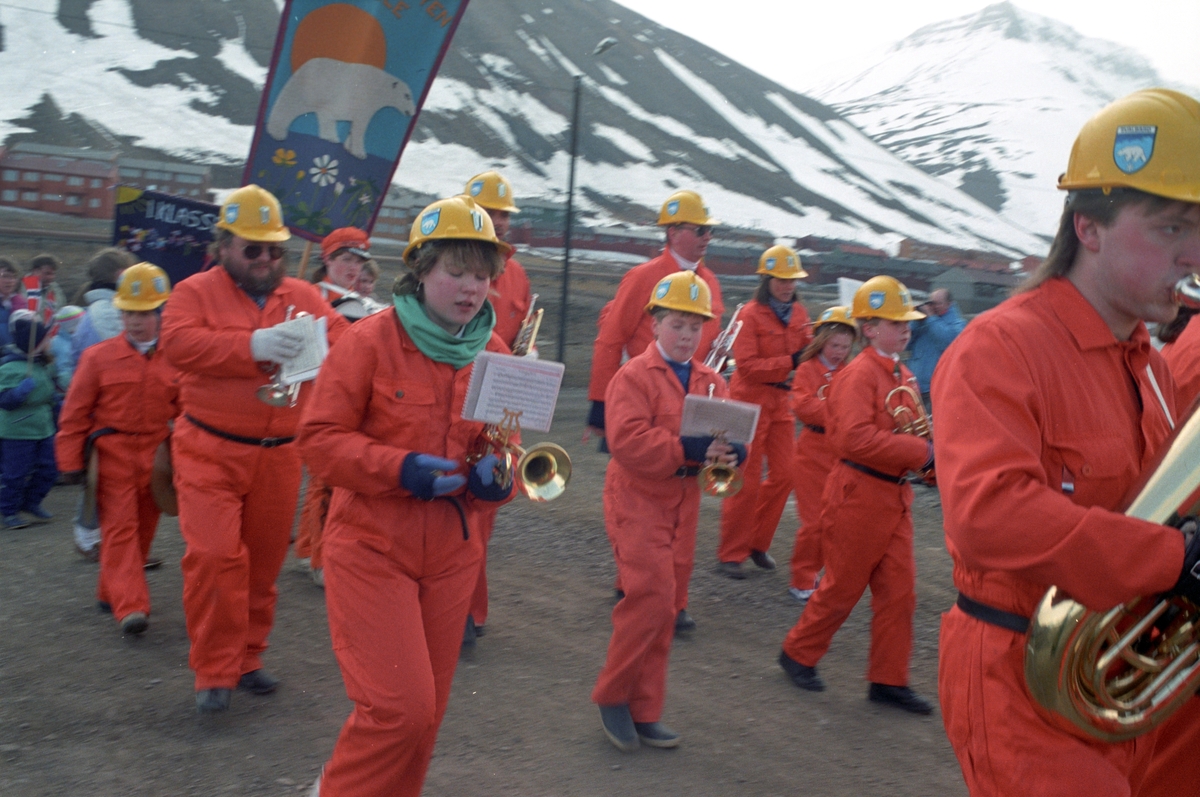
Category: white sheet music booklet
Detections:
[
  {"x1": 463, "y1": 351, "x2": 565, "y2": 433},
  {"x1": 278, "y1": 315, "x2": 329, "y2": 385},
  {"x1": 680, "y1": 394, "x2": 760, "y2": 444}
]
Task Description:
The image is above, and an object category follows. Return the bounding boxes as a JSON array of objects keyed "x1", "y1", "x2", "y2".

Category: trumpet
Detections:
[
  {"x1": 885, "y1": 384, "x2": 935, "y2": 484},
  {"x1": 698, "y1": 430, "x2": 743, "y2": 498},
  {"x1": 703, "y1": 303, "x2": 745, "y2": 374},
  {"x1": 470, "y1": 409, "x2": 571, "y2": 503},
  {"x1": 256, "y1": 306, "x2": 309, "y2": 407},
  {"x1": 511, "y1": 294, "x2": 543, "y2": 357}
]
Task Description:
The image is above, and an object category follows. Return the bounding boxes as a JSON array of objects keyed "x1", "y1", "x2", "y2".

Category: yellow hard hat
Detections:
[
  {"x1": 1057, "y1": 88, "x2": 1200, "y2": 203},
  {"x1": 813, "y1": 305, "x2": 858, "y2": 331},
  {"x1": 756, "y1": 245, "x2": 807, "y2": 279},
  {"x1": 113, "y1": 262, "x2": 171, "y2": 311},
  {"x1": 645, "y1": 270, "x2": 714, "y2": 319},
  {"x1": 851, "y1": 276, "x2": 925, "y2": 321},
  {"x1": 464, "y1": 171, "x2": 520, "y2": 213},
  {"x1": 403, "y1": 195, "x2": 515, "y2": 262},
  {"x1": 656, "y1": 190, "x2": 720, "y2": 227},
  {"x1": 216, "y1": 185, "x2": 290, "y2": 242}
]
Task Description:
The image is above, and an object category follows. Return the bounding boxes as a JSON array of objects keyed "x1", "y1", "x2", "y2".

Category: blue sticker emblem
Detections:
[
  {"x1": 900, "y1": 288, "x2": 912, "y2": 306},
  {"x1": 869, "y1": 291, "x2": 885, "y2": 310},
  {"x1": 130, "y1": 280, "x2": 142, "y2": 296},
  {"x1": 689, "y1": 284, "x2": 700, "y2": 301},
  {"x1": 1113, "y1": 125, "x2": 1156, "y2": 174},
  {"x1": 497, "y1": 183, "x2": 507, "y2": 197},
  {"x1": 666, "y1": 200, "x2": 680, "y2": 217},
  {"x1": 820, "y1": 309, "x2": 833, "y2": 321},
  {"x1": 656, "y1": 281, "x2": 670, "y2": 299},
  {"x1": 471, "y1": 210, "x2": 484, "y2": 231},
  {"x1": 420, "y1": 209, "x2": 441, "y2": 236},
  {"x1": 764, "y1": 257, "x2": 776, "y2": 271},
  {"x1": 224, "y1": 204, "x2": 240, "y2": 225},
  {"x1": 259, "y1": 205, "x2": 271, "y2": 224},
  {"x1": 469, "y1": 180, "x2": 484, "y2": 197},
  {"x1": 153, "y1": 277, "x2": 166, "y2": 293}
]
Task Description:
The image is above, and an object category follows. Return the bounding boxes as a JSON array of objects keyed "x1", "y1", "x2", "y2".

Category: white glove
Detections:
[{"x1": 250, "y1": 323, "x2": 306, "y2": 364}]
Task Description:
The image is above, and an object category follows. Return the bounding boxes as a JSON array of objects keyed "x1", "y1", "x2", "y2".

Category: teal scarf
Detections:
[{"x1": 393, "y1": 294, "x2": 495, "y2": 369}]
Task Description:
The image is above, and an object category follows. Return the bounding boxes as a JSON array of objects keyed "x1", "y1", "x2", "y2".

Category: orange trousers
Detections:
[
  {"x1": 781, "y1": 465, "x2": 915, "y2": 686},
  {"x1": 940, "y1": 606, "x2": 1157, "y2": 797},
  {"x1": 318, "y1": 506, "x2": 482, "y2": 797},
  {"x1": 788, "y1": 432, "x2": 832, "y2": 591},
  {"x1": 1133, "y1": 697, "x2": 1200, "y2": 796},
  {"x1": 717, "y1": 416, "x2": 796, "y2": 563},
  {"x1": 592, "y1": 483, "x2": 698, "y2": 722},
  {"x1": 96, "y1": 442, "x2": 160, "y2": 622},
  {"x1": 295, "y1": 470, "x2": 330, "y2": 570},
  {"x1": 174, "y1": 419, "x2": 302, "y2": 691},
  {"x1": 467, "y1": 506, "x2": 499, "y2": 626}
]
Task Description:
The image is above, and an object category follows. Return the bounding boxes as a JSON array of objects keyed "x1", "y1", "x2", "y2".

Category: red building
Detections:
[{"x1": 0, "y1": 143, "x2": 117, "y2": 219}]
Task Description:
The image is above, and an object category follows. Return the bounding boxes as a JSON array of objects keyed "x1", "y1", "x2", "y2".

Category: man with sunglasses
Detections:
[{"x1": 161, "y1": 184, "x2": 348, "y2": 713}]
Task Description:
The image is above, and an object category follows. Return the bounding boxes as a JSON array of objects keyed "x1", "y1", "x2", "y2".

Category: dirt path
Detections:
[{"x1": 0, "y1": 387, "x2": 967, "y2": 796}]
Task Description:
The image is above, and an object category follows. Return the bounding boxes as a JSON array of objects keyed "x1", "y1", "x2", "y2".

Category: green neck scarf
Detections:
[{"x1": 393, "y1": 293, "x2": 495, "y2": 369}]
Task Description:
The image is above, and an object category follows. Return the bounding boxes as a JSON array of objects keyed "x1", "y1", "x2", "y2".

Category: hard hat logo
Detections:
[
  {"x1": 469, "y1": 180, "x2": 484, "y2": 196},
  {"x1": 130, "y1": 280, "x2": 142, "y2": 296},
  {"x1": 471, "y1": 210, "x2": 484, "y2": 231},
  {"x1": 666, "y1": 200, "x2": 680, "y2": 217},
  {"x1": 869, "y1": 291, "x2": 886, "y2": 310},
  {"x1": 656, "y1": 281, "x2": 670, "y2": 299},
  {"x1": 225, "y1": 205, "x2": 240, "y2": 225},
  {"x1": 764, "y1": 257, "x2": 776, "y2": 271},
  {"x1": 153, "y1": 276, "x2": 167, "y2": 293},
  {"x1": 497, "y1": 183, "x2": 507, "y2": 197},
  {"x1": 900, "y1": 287, "x2": 913, "y2": 305},
  {"x1": 1114, "y1": 125, "x2": 1157, "y2": 174},
  {"x1": 259, "y1": 205, "x2": 272, "y2": 224},
  {"x1": 689, "y1": 284, "x2": 700, "y2": 301},
  {"x1": 420, "y1": 209, "x2": 441, "y2": 236}
]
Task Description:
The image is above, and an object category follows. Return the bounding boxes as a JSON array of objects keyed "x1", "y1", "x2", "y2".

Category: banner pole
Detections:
[{"x1": 296, "y1": 241, "x2": 314, "y2": 281}]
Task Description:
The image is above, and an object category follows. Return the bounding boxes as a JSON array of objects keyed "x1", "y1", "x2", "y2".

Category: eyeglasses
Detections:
[
  {"x1": 242, "y1": 244, "x2": 286, "y2": 260},
  {"x1": 677, "y1": 224, "x2": 713, "y2": 237}
]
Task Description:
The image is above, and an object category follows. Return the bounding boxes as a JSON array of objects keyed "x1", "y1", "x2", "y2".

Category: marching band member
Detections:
[
  {"x1": 716, "y1": 245, "x2": 811, "y2": 578},
  {"x1": 461, "y1": 170, "x2": 530, "y2": 647},
  {"x1": 787, "y1": 306, "x2": 857, "y2": 601},
  {"x1": 56, "y1": 263, "x2": 178, "y2": 636},
  {"x1": 934, "y1": 89, "x2": 1200, "y2": 796},
  {"x1": 778, "y1": 275, "x2": 934, "y2": 715},
  {"x1": 592, "y1": 270, "x2": 743, "y2": 752},
  {"x1": 297, "y1": 195, "x2": 516, "y2": 797},
  {"x1": 162, "y1": 185, "x2": 348, "y2": 713}
]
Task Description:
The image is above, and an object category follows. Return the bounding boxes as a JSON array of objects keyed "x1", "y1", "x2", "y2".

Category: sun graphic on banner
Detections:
[{"x1": 291, "y1": 3, "x2": 387, "y2": 72}]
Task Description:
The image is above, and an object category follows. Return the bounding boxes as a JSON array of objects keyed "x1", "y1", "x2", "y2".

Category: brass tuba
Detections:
[
  {"x1": 1025, "y1": 281, "x2": 1200, "y2": 742},
  {"x1": 885, "y1": 384, "x2": 935, "y2": 485}
]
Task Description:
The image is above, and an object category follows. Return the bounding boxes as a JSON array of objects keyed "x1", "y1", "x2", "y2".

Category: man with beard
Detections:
[{"x1": 161, "y1": 185, "x2": 348, "y2": 713}]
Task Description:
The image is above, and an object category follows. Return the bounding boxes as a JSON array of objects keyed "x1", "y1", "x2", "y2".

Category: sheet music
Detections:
[
  {"x1": 463, "y1": 350, "x2": 565, "y2": 433},
  {"x1": 680, "y1": 395, "x2": 760, "y2": 444},
  {"x1": 279, "y1": 315, "x2": 328, "y2": 385}
]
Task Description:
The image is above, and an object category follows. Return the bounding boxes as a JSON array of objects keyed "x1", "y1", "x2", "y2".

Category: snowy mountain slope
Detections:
[
  {"x1": 0, "y1": 0, "x2": 1046, "y2": 256},
  {"x1": 815, "y1": 2, "x2": 1196, "y2": 236}
]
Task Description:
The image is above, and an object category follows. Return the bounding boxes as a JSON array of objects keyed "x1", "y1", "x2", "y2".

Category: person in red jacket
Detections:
[
  {"x1": 56, "y1": 263, "x2": 179, "y2": 636},
  {"x1": 1161, "y1": 307, "x2": 1200, "y2": 407},
  {"x1": 716, "y1": 245, "x2": 811, "y2": 577},
  {"x1": 934, "y1": 89, "x2": 1200, "y2": 797},
  {"x1": 777, "y1": 275, "x2": 934, "y2": 715},
  {"x1": 297, "y1": 195, "x2": 517, "y2": 797},
  {"x1": 161, "y1": 185, "x2": 348, "y2": 714},
  {"x1": 592, "y1": 270, "x2": 743, "y2": 753},
  {"x1": 461, "y1": 170, "x2": 531, "y2": 648},
  {"x1": 585, "y1": 190, "x2": 726, "y2": 444},
  {"x1": 787, "y1": 306, "x2": 857, "y2": 601}
]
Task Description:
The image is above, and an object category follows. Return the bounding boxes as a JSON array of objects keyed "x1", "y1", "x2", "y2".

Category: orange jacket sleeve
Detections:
[
  {"x1": 56, "y1": 343, "x2": 103, "y2": 472},
  {"x1": 589, "y1": 268, "x2": 658, "y2": 402},
  {"x1": 790, "y1": 357, "x2": 833, "y2": 427},
  {"x1": 731, "y1": 302, "x2": 808, "y2": 386}
]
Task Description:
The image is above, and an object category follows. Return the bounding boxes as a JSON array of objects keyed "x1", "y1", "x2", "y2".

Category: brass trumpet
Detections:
[
  {"x1": 471, "y1": 409, "x2": 571, "y2": 503},
  {"x1": 698, "y1": 431, "x2": 743, "y2": 498},
  {"x1": 885, "y1": 384, "x2": 935, "y2": 485},
  {"x1": 256, "y1": 306, "x2": 309, "y2": 407},
  {"x1": 703, "y1": 303, "x2": 745, "y2": 374}
]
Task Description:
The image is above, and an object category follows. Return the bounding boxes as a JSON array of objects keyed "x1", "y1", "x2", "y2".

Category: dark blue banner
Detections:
[
  {"x1": 244, "y1": 0, "x2": 471, "y2": 241},
  {"x1": 111, "y1": 187, "x2": 218, "y2": 287}
]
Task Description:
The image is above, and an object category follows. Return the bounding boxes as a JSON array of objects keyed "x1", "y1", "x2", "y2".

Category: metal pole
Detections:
[{"x1": 557, "y1": 73, "x2": 582, "y2": 365}]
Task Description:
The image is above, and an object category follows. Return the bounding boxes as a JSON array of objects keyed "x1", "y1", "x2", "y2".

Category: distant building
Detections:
[
  {"x1": 116, "y1": 157, "x2": 211, "y2": 199},
  {"x1": 373, "y1": 185, "x2": 438, "y2": 240},
  {"x1": 0, "y1": 143, "x2": 117, "y2": 219}
]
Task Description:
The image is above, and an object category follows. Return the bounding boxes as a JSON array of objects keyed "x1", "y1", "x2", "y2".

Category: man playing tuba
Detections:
[{"x1": 934, "y1": 89, "x2": 1200, "y2": 796}]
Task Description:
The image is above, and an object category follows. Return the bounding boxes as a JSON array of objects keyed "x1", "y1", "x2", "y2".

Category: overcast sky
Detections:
[{"x1": 615, "y1": 0, "x2": 1200, "y2": 92}]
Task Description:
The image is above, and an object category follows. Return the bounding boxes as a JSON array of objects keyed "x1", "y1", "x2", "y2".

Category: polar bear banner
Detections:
[{"x1": 267, "y1": 58, "x2": 416, "y2": 160}]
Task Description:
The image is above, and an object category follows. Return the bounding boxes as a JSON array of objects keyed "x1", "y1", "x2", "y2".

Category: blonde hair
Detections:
[{"x1": 800, "y1": 322, "x2": 856, "y2": 363}]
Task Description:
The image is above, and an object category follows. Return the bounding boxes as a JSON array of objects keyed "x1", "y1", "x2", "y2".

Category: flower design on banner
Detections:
[
  {"x1": 309, "y1": 155, "x2": 339, "y2": 186},
  {"x1": 272, "y1": 148, "x2": 297, "y2": 167}
]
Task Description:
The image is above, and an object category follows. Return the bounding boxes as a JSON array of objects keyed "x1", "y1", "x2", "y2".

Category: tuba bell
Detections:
[{"x1": 1024, "y1": 361, "x2": 1200, "y2": 741}]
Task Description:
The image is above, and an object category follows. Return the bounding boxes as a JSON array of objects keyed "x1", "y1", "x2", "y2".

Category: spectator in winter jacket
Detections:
[
  {"x1": 49, "y1": 305, "x2": 85, "y2": 390},
  {"x1": 72, "y1": 247, "x2": 136, "y2": 362},
  {"x1": 26, "y1": 253, "x2": 67, "y2": 314},
  {"x1": 905, "y1": 288, "x2": 965, "y2": 408},
  {"x1": 0, "y1": 258, "x2": 29, "y2": 350},
  {"x1": 0, "y1": 310, "x2": 58, "y2": 529}
]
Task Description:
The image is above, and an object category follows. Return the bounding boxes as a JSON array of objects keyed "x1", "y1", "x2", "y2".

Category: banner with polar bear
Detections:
[{"x1": 245, "y1": 0, "x2": 471, "y2": 240}]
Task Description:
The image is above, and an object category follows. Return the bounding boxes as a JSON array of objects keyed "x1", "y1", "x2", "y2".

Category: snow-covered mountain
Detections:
[
  {"x1": 815, "y1": 2, "x2": 1196, "y2": 237},
  {"x1": 1, "y1": 0, "x2": 1050, "y2": 256}
]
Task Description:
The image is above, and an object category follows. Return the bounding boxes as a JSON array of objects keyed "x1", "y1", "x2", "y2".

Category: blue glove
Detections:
[
  {"x1": 14, "y1": 377, "x2": 35, "y2": 401},
  {"x1": 729, "y1": 441, "x2": 748, "y2": 467},
  {"x1": 587, "y1": 401, "x2": 606, "y2": 430},
  {"x1": 400, "y1": 453, "x2": 465, "y2": 500},
  {"x1": 680, "y1": 435, "x2": 715, "y2": 463},
  {"x1": 0, "y1": 377, "x2": 36, "y2": 410},
  {"x1": 467, "y1": 453, "x2": 514, "y2": 502}
]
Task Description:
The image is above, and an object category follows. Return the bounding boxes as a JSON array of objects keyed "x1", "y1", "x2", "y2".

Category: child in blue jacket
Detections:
[{"x1": 0, "y1": 310, "x2": 58, "y2": 529}]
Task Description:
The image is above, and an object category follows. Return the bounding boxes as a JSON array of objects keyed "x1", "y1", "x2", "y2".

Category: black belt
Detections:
[
  {"x1": 804, "y1": 424, "x2": 825, "y2": 434},
  {"x1": 675, "y1": 465, "x2": 701, "y2": 477},
  {"x1": 185, "y1": 414, "x2": 295, "y2": 448},
  {"x1": 841, "y1": 459, "x2": 905, "y2": 484},
  {"x1": 768, "y1": 382, "x2": 791, "y2": 391},
  {"x1": 955, "y1": 593, "x2": 1030, "y2": 634}
]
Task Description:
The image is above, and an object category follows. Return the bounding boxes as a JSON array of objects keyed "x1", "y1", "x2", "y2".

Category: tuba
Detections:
[
  {"x1": 1024, "y1": 277, "x2": 1200, "y2": 742},
  {"x1": 703, "y1": 303, "x2": 745, "y2": 374},
  {"x1": 885, "y1": 384, "x2": 935, "y2": 485}
]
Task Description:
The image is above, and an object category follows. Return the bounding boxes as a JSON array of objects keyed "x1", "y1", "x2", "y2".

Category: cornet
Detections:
[
  {"x1": 885, "y1": 384, "x2": 935, "y2": 484},
  {"x1": 698, "y1": 430, "x2": 743, "y2": 498},
  {"x1": 469, "y1": 409, "x2": 571, "y2": 503},
  {"x1": 256, "y1": 306, "x2": 309, "y2": 407}
]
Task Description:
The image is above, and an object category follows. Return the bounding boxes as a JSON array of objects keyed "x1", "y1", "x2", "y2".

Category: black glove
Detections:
[
  {"x1": 400, "y1": 453, "x2": 465, "y2": 500},
  {"x1": 467, "y1": 453, "x2": 514, "y2": 502},
  {"x1": 587, "y1": 401, "x2": 606, "y2": 430},
  {"x1": 791, "y1": 351, "x2": 803, "y2": 368},
  {"x1": 680, "y1": 435, "x2": 715, "y2": 463},
  {"x1": 1173, "y1": 526, "x2": 1200, "y2": 606}
]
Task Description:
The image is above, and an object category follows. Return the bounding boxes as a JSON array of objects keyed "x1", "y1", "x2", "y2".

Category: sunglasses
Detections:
[
  {"x1": 678, "y1": 224, "x2": 713, "y2": 237},
  {"x1": 242, "y1": 244, "x2": 286, "y2": 260}
]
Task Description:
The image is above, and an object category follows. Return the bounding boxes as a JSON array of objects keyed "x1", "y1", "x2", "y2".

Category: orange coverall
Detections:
[
  {"x1": 717, "y1": 299, "x2": 810, "y2": 563},
  {"x1": 1161, "y1": 318, "x2": 1200, "y2": 408},
  {"x1": 933, "y1": 277, "x2": 1184, "y2": 797},
  {"x1": 56, "y1": 335, "x2": 179, "y2": 623},
  {"x1": 781, "y1": 346, "x2": 929, "y2": 686},
  {"x1": 296, "y1": 309, "x2": 513, "y2": 797},
  {"x1": 587, "y1": 249, "x2": 725, "y2": 404},
  {"x1": 592, "y1": 345, "x2": 727, "y2": 722},
  {"x1": 787, "y1": 355, "x2": 842, "y2": 592},
  {"x1": 161, "y1": 268, "x2": 347, "y2": 691}
]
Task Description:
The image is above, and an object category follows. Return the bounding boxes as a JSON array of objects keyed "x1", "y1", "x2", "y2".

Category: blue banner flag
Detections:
[
  {"x1": 245, "y1": 0, "x2": 471, "y2": 241},
  {"x1": 111, "y1": 187, "x2": 219, "y2": 286}
]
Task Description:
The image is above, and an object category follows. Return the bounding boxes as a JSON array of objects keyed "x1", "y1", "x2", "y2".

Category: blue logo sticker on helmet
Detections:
[
  {"x1": 764, "y1": 257, "x2": 777, "y2": 271},
  {"x1": 1113, "y1": 125, "x2": 1157, "y2": 174},
  {"x1": 471, "y1": 210, "x2": 484, "y2": 232},
  {"x1": 900, "y1": 288, "x2": 912, "y2": 306},
  {"x1": 130, "y1": 280, "x2": 142, "y2": 296},
  {"x1": 420, "y1": 209, "x2": 441, "y2": 236},
  {"x1": 259, "y1": 205, "x2": 271, "y2": 224},
  {"x1": 497, "y1": 183, "x2": 507, "y2": 197},
  {"x1": 666, "y1": 200, "x2": 680, "y2": 217},
  {"x1": 689, "y1": 283, "x2": 700, "y2": 301},
  {"x1": 469, "y1": 180, "x2": 484, "y2": 197},
  {"x1": 869, "y1": 291, "x2": 886, "y2": 310},
  {"x1": 820, "y1": 309, "x2": 834, "y2": 321},
  {"x1": 153, "y1": 277, "x2": 167, "y2": 294},
  {"x1": 224, "y1": 204, "x2": 240, "y2": 224},
  {"x1": 656, "y1": 281, "x2": 671, "y2": 299}
]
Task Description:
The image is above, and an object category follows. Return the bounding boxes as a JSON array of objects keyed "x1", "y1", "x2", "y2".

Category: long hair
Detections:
[
  {"x1": 754, "y1": 274, "x2": 798, "y2": 305},
  {"x1": 799, "y1": 322, "x2": 857, "y2": 364},
  {"x1": 393, "y1": 239, "x2": 505, "y2": 298}
]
